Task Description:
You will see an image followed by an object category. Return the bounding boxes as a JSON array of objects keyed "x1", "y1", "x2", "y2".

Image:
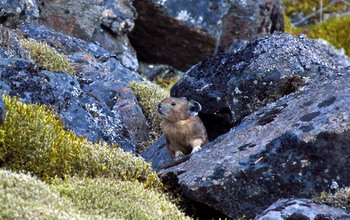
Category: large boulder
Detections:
[
  {"x1": 0, "y1": 23, "x2": 150, "y2": 152},
  {"x1": 160, "y1": 66, "x2": 350, "y2": 218},
  {"x1": 128, "y1": 0, "x2": 284, "y2": 71},
  {"x1": 256, "y1": 198, "x2": 350, "y2": 220},
  {"x1": 0, "y1": 0, "x2": 39, "y2": 28},
  {"x1": 171, "y1": 33, "x2": 341, "y2": 140}
]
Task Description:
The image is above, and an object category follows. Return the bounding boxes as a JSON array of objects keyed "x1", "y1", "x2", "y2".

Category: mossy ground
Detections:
[
  {"x1": 19, "y1": 38, "x2": 75, "y2": 75},
  {"x1": 0, "y1": 95, "x2": 189, "y2": 219}
]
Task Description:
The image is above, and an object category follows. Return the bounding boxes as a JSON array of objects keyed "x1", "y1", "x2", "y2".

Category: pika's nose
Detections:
[{"x1": 158, "y1": 103, "x2": 162, "y2": 109}]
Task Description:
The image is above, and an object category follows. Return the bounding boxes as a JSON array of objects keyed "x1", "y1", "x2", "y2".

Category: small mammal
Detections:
[{"x1": 157, "y1": 97, "x2": 208, "y2": 158}]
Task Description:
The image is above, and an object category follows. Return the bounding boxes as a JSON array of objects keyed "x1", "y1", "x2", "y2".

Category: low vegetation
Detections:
[{"x1": 19, "y1": 38, "x2": 75, "y2": 74}]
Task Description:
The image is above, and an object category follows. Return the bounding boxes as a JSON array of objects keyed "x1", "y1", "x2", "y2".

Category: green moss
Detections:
[
  {"x1": 0, "y1": 95, "x2": 160, "y2": 188},
  {"x1": 285, "y1": 15, "x2": 350, "y2": 57},
  {"x1": 0, "y1": 170, "x2": 189, "y2": 220},
  {"x1": 129, "y1": 82, "x2": 168, "y2": 152},
  {"x1": 19, "y1": 38, "x2": 75, "y2": 75},
  {"x1": 51, "y1": 176, "x2": 190, "y2": 220},
  {"x1": 0, "y1": 169, "x2": 90, "y2": 219},
  {"x1": 315, "y1": 187, "x2": 350, "y2": 212}
]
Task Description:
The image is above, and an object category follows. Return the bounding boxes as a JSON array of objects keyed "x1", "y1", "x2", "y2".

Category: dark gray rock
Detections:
[
  {"x1": 0, "y1": 95, "x2": 6, "y2": 126},
  {"x1": 0, "y1": 0, "x2": 39, "y2": 28},
  {"x1": 171, "y1": 33, "x2": 337, "y2": 140},
  {"x1": 70, "y1": 52, "x2": 150, "y2": 146},
  {"x1": 160, "y1": 67, "x2": 350, "y2": 218},
  {"x1": 128, "y1": 0, "x2": 284, "y2": 71},
  {"x1": 0, "y1": 58, "x2": 135, "y2": 151},
  {"x1": 256, "y1": 198, "x2": 350, "y2": 220},
  {"x1": 141, "y1": 136, "x2": 172, "y2": 170},
  {"x1": 37, "y1": 0, "x2": 103, "y2": 41}
]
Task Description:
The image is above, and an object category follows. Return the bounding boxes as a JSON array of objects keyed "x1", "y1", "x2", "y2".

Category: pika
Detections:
[{"x1": 157, "y1": 97, "x2": 208, "y2": 158}]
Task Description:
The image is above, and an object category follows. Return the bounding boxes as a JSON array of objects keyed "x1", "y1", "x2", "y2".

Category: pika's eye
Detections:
[{"x1": 171, "y1": 101, "x2": 176, "y2": 106}]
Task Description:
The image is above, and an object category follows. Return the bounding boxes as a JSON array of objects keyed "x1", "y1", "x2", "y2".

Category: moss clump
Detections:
[
  {"x1": 52, "y1": 176, "x2": 190, "y2": 220},
  {"x1": 0, "y1": 170, "x2": 189, "y2": 220},
  {"x1": 129, "y1": 82, "x2": 168, "y2": 152},
  {"x1": 0, "y1": 95, "x2": 160, "y2": 188},
  {"x1": 315, "y1": 187, "x2": 350, "y2": 212},
  {"x1": 19, "y1": 38, "x2": 75, "y2": 75},
  {"x1": 0, "y1": 170, "x2": 89, "y2": 219}
]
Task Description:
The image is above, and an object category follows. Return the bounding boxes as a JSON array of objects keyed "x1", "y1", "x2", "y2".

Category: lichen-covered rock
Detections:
[
  {"x1": 171, "y1": 33, "x2": 337, "y2": 139},
  {"x1": 16, "y1": 23, "x2": 150, "y2": 149},
  {"x1": 0, "y1": 26, "x2": 31, "y2": 59},
  {"x1": 160, "y1": 67, "x2": 350, "y2": 218},
  {"x1": 128, "y1": 0, "x2": 284, "y2": 71},
  {"x1": 37, "y1": 0, "x2": 103, "y2": 41},
  {"x1": 0, "y1": 58, "x2": 134, "y2": 151},
  {"x1": 0, "y1": 0, "x2": 39, "y2": 28},
  {"x1": 256, "y1": 198, "x2": 350, "y2": 220}
]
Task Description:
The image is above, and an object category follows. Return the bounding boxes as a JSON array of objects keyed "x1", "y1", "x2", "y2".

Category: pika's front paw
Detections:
[{"x1": 191, "y1": 146, "x2": 202, "y2": 153}]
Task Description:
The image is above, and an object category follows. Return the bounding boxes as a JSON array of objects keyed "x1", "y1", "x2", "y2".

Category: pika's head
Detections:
[{"x1": 158, "y1": 97, "x2": 202, "y2": 122}]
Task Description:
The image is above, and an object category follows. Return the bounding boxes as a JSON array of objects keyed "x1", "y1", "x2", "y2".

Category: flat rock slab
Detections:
[{"x1": 161, "y1": 67, "x2": 350, "y2": 218}]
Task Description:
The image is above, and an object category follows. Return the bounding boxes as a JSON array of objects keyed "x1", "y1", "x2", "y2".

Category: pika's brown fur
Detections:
[{"x1": 157, "y1": 97, "x2": 208, "y2": 158}]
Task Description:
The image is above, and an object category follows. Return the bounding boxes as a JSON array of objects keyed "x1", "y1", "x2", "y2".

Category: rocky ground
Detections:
[{"x1": 1, "y1": 0, "x2": 350, "y2": 219}]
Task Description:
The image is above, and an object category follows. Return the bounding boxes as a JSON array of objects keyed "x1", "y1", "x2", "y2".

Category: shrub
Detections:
[
  {"x1": 129, "y1": 82, "x2": 168, "y2": 152},
  {"x1": 51, "y1": 176, "x2": 190, "y2": 220},
  {"x1": 19, "y1": 38, "x2": 75, "y2": 75},
  {"x1": 0, "y1": 95, "x2": 160, "y2": 188}
]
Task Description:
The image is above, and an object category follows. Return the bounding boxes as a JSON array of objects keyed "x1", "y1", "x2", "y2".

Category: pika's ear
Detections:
[
  {"x1": 188, "y1": 100, "x2": 202, "y2": 116},
  {"x1": 180, "y1": 97, "x2": 187, "y2": 101}
]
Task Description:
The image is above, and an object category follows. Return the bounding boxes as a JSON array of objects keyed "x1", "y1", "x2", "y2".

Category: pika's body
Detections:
[{"x1": 158, "y1": 97, "x2": 208, "y2": 158}]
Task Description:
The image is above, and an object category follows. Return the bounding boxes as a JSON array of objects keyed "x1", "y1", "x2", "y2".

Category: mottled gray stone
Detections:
[
  {"x1": 256, "y1": 199, "x2": 350, "y2": 220},
  {"x1": 0, "y1": 95, "x2": 6, "y2": 126}
]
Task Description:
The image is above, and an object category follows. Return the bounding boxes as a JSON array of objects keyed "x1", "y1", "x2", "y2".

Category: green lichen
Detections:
[
  {"x1": 129, "y1": 82, "x2": 168, "y2": 152},
  {"x1": 285, "y1": 15, "x2": 350, "y2": 57},
  {"x1": 19, "y1": 38, "x2": 75, "y2": 75},
  {"x1": 315, "y1": 187, "x2": 350, "y2": 212},
  {"x1": 0, "y1": 95, "x2": 160, "y2": 188}
]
